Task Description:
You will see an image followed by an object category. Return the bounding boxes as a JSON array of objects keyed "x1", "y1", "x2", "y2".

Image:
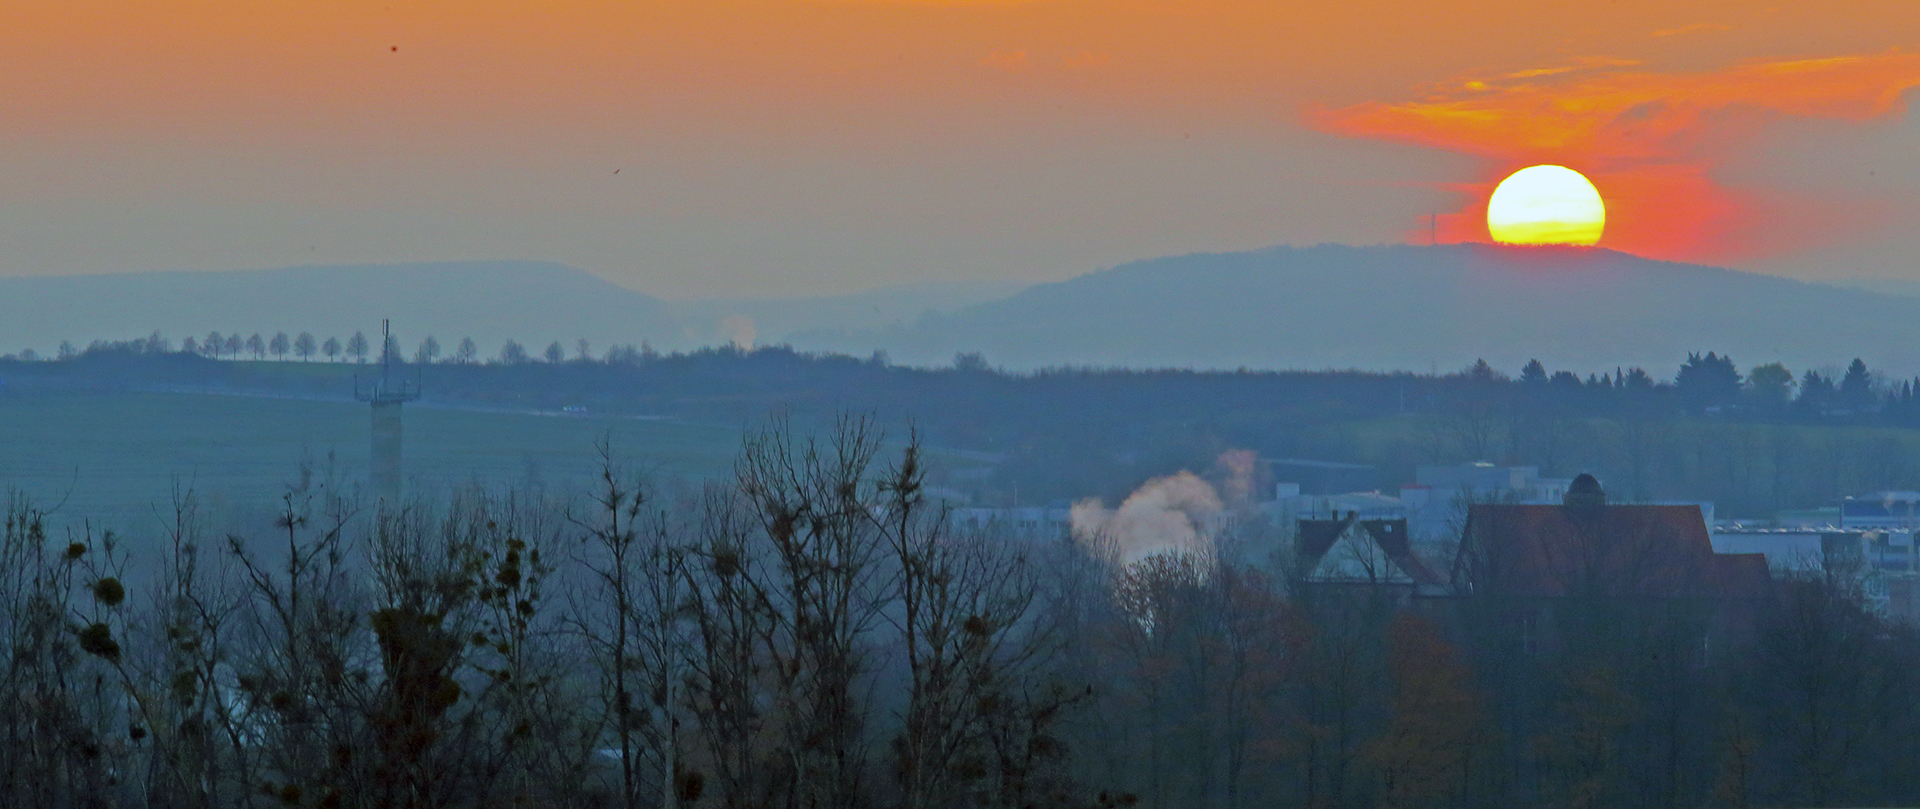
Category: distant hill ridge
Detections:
[
  {"x1": 0, "y1": 261, "x2": 675, "y2": 356},
  {"x1": 5, "y1": 246, "x2": 1918, "y2": 376},
  {"x1": 789, "y1": 243, "x2": 1920, "y2": 376},
  {"x1": 0, "y1": 261, "x2": 1029, "y2": 358}
]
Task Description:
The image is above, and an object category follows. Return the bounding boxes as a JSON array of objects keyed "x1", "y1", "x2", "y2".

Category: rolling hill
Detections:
[
  {"x1": 9, "y1": 247, "x2": 1920, "y2": 377},
  {"x1": 0, "y1": 261, "x2": 678, "y2": 357},
  {"x1": 0, "y1": 262, "x2": 1030, "y2": 359},
  {"x1": 789, "y1": 243, "x2": 1920, "y2": 376}
]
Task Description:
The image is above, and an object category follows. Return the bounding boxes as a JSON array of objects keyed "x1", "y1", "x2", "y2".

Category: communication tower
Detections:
[{"x1": 354, "y1": 320, "x2": 421, "y2": 504}]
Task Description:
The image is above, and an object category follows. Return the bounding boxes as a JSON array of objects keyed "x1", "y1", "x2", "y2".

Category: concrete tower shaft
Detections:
[
  {"x1": 370, "y1": 399, "x2": 404, "y2": 502},
  {"x1": 354, "y1": 319, "x2": 421, "y2": 505}
]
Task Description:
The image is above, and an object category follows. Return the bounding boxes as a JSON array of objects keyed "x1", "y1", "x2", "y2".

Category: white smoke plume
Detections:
[
  {"x1": 1214, "y1": 448, "x2": 1259, "y2": 507},
  {"x1": 721, "y1": 314, "x2": 757, "y2": 350},
  {"x1": 1072, "y1": 470, "x2": 1223, "y2": 567}
]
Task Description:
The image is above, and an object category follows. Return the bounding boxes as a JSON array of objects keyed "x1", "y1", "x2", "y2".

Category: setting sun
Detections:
[{"x1": 1486, "y1": 165, "x2": 1606, "y2": 246}]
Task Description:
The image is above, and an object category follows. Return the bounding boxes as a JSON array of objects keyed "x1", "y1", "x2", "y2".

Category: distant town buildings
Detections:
[
  {"x1": 951, "y1": 505, "x2": 1073, "y2": 541},
  {"x1": 1400, "y1": 463, "x2": 1572, "y2": 541},
  {"x1": 964, "y1": 452, "x2": 1920, "y2": 624},
  {"x1": 1839, "y1": 491, "x2": 1920, "y2": 530},
  {"x1": 1260, "y1": 458, "x2": 1377, "y2": 495}
]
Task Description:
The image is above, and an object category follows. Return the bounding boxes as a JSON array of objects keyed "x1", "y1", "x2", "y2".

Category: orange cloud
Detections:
[{"x1": 1313, "y1": 52, "x2": 1920, "y2": 261}]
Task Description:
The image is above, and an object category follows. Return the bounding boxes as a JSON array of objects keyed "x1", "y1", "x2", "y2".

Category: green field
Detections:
[{"x1": 0, "y1": 390, "x2": 748, "y2": 541}]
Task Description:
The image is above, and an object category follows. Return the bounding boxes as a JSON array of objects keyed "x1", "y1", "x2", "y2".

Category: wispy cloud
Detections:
[{"x1": 1311, "y1": 52, "x2": 1920, "y2": 259}]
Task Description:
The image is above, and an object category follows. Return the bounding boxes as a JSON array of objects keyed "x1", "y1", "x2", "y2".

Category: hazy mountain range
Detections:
[
  {"x1": 0, "y1": 262, "x2": 1017, "y2": 359},
  {"x1": 798, "y1": 243, "x2": 1920, "y2": 376},
  {"x1": 6, "y1": 245, "x2": 1920, "y2": 376}
]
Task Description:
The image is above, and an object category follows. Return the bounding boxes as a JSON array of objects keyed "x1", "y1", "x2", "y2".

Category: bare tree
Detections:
[
  {"x1": 0, "y1": 493, "x2": 127, "y2": 807},
  {"x1": 225, "y1": 471, "x2": 367, "y2": 809},
  {"x1": 294, "y1": 332, "x2": 317, "y2": 361},
  {"x1": 879, "y1": 438, "x2": 1070, "y2": 809},
  {"x1": 570, "y1": 440, "x2": 690, "y2": 809},
  {"x1": 682, "y1": 481, "x2": 779, "y2": 809},
  {"x1": 733, "y1": 415, "x2": 892, "y2": 809}
]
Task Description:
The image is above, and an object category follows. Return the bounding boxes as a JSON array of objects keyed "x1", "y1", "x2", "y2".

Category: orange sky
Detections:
[
  {"x1": 1318, "y1": 52, "x2": 1920, "y2": 260},
  {"x1": 0, "y1": 1, "x2": 1915, "y2": 295}
]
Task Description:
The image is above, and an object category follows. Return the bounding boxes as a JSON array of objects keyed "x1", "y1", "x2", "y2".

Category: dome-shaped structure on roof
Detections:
[{"x1": 1564, "y1": 473, "x2": 1606, "y2": 510}]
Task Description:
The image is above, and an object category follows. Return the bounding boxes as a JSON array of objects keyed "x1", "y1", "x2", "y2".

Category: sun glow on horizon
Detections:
[{"x1": 1487, "y1": 165, "x2": 1606, "y2": 246}]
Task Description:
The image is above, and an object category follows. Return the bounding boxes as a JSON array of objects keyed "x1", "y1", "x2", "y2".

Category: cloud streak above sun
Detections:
[{"x1": 1313, "y1": 52, "x2": 1920, "y2": 261}]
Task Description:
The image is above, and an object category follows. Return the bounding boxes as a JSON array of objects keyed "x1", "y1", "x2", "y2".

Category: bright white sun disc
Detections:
[{"x1": 1487, "y1": 165, "x2": 1605, "y2": 246}]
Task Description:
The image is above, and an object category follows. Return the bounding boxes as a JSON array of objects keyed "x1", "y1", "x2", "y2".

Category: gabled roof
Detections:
[
  {"x1": 1298, "y1": 516, "x2": 1444, "y2": 586},
  {"x1": 1456, "y1": 503, "x2": 1767, "y2": 598}
]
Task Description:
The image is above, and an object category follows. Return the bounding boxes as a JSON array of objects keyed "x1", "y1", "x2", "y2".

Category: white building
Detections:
[
  {"x1": 1839, "y1": 492, "x2": 1920, "y2": 530},
  {"x1": 951, "y1": 506, "x2": 1073, "y2": 541},
  {"x1": 1709, "y1": 528, "x2": 1917, "y2": 574},
  {"x1": 1398, "y1": 463, "x2": 1572, "y2": 543},
  {"x1": 1261, "y1": 486, "x2": 1407, "y2": 528}
]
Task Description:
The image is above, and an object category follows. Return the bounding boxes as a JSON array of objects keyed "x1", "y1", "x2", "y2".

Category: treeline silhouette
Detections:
[
  {"x1": 5, "y1": 419, "x2": 1920, "y2": 809},
  {"x1": 21, "y1": 336, "x2": 1920, "y2": 426},
  {"x1": 13, "y1": 342, "x2": 1920, "y2": 515}
]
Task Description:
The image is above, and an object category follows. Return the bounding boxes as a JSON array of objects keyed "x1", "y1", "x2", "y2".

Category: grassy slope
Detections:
[{"x1": 0, "y1": 390, "x2": 744, "y2": 541}]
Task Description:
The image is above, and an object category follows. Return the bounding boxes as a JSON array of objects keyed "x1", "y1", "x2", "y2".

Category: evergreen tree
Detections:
[
  {"x1": 1840, "y1": 358, "x2": 1875, "y2": 412},
  {"x1": 1796, "y1": 369, "x2": 1835, "y2": 415},
  {"x1": 1676, "y1": 352, "x2": 1741, "y2": 412}
]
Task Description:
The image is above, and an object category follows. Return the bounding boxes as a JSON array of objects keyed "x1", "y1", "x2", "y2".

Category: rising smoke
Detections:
[
  {"x1": 722, "y1": 314, "x2": 757, "y2": 349},
  {"x1": 1070, "y1": 449, "x2": 1261, "y2": 567}
]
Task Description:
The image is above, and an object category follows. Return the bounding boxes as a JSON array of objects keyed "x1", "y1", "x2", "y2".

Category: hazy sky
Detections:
[{"x1": 1, "y1": 1, "x2": 1915, "y2": 298}]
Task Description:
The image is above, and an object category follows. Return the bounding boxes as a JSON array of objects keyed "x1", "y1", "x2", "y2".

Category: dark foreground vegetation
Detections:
[
  {"x1": 5, "y1": 417, "x2": 1920, "y2": 809},
  {"x1": 11, "y1": 344, "x2": 1920, "y2": 516}
]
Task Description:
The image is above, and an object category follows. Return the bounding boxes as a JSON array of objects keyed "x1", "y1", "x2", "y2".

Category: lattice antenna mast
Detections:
[
  {"x1": 354, "y1": 319, "x2": 421, "y2": 504},
  {"x1": 354, "y1": 319, "x2": 422, "y2": 404}
]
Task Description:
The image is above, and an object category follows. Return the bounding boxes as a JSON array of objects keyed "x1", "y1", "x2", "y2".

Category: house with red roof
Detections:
[{"x1": 1449, "y1": 473, "x2": 1770, "y2": 659}]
